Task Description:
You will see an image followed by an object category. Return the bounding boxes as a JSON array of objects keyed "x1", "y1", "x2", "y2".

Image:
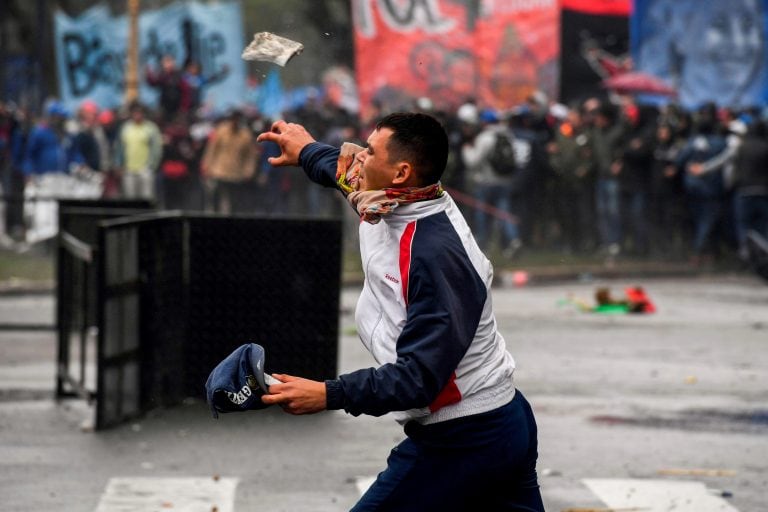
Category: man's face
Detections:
[{"x1": 356, "y1": 127, "x2": 400, "y2": 191}]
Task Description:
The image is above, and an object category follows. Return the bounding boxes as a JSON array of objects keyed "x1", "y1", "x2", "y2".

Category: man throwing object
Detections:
[{"x1": 257, "y1": 113, "x2": 544, "y2": 511}]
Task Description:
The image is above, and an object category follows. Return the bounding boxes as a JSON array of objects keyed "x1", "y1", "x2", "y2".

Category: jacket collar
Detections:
[{"x1": 383, "y1": 192, "x2": 452, "y2": 224}]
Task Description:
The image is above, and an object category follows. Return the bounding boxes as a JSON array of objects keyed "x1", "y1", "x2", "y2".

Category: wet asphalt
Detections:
[{"x1": 1, "y1": 275, "x2": 767, "y2": 511}]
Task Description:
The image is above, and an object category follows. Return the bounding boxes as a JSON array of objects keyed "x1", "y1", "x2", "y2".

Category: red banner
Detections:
[
  {"x1": 353, "y1": 0, "x2": 560, "y2": 117},
  {"x1": 561, "y1": 0, "x2": 631, "y2": 16}
]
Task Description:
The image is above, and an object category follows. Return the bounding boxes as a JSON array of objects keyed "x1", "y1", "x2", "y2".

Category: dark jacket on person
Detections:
[
  {"x1": 146, "y1": 69, "x2": 183, "y2": 118},
  {"x1": 733, "y1": 133, "x2": 768, "y2": 195},
  {"x1": 676, "y1": 133, "x2": 728, "y2": 198},
  {"x1": 589, "y1": 122, "x2": 625, "y2": 179},
  {"x1": 620, "y1": 126, "x2": 654, "y2": 193},
  {"x1": 549, "y1": 123, "x2": 594, "y2": 191}
]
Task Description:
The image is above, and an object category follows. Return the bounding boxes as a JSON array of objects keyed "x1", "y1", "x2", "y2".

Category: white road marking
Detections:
[
  {"x1": 583, "y1": 478, "x2": 739, "y2": 512},
  {"x1": 358, "y1": 474, "x2": 739, "y2": 511},
  {"x1": 94, "y1": 477, "x2": 238, "y2": 512}
]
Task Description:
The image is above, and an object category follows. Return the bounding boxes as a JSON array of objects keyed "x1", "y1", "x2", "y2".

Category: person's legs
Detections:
[
  {"x1": 139, "y1": 171, "x2": 156, "y2": 202},
  {"x1": 734, "y1": 193, "x2": 750, "y2": 256},
  {"x1": 495, "y1": 185, "x2": 520, "y2": 249},
  {"x1": 121, "y1": 172, "x2": 139, "y2": 199},
  {"x1": 482, "y1": 392, "x2": 545, "y2": 511},
  {"x1": 352, "y1": 392, "x2": 544, "y2": 512},
  {"x1": 595, "y1": 179, "x2": 612, "y2": 247},
  {"x1": 578, "y1": 186, "x2": 596, "y2": 252},
  {"x1": 605, "y1": 179, "x2": 622, "y2": 248},
  {"x1": 753, "y1": 196, "x2": 768, "y2": 238},
  {"x1": 630, "y1": 191, "x2": 649, "y2": 255},
  {"x1": 691, "y1": 197, "x2": 721, "y2": 256}
]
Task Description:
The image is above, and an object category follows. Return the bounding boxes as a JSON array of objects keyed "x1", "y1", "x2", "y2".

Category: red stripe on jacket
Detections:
[
  {"x1": 400, "y1": 221, "x2": 462, "y2": 412},
  {"x1": 399, "y1": 221, "x2": 416, "y2": 304},
  {"x1": 430, "y1": 372, "x2": 462, "y2": 412}
]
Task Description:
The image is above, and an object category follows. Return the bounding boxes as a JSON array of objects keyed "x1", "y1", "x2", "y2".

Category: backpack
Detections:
[{"x1": 488, "y1": 132, "x2": 516, "y2": 176}]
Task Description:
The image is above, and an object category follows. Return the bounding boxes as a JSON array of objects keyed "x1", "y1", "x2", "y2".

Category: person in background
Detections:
[
  {"x1": 255, "y1": 138, "x2": 287, "y2": 215},
  {"x1": 508, "y1": 107, "x2": 546, "y2": 248},
  {"x1": 114, "y1": 102, "x2": 162, "y2": 201},
  {"x1": 22, "y1": 101, "x2": 85, "y2": 244},
  {"x1": 146, "y1": 54, "x2": 184, "y2": 123},
  {"x1": 732, "y1": 120, "x2": 768, "y2": 259},
  {"x1": 618, "y1": 105, "x2": 656, "y2": 257},
  {"x1": 649, "y1": 122, "x2": 686, "y2": 258},
  {"x1": 201, "y1": 109, "x2": 257, "y2": 214},
  {"x1": 180, "y1": 60, "x2": 229, "y2": 114},
  {"x1": 676, "y1": 104, "x2": 729, "y2": 265},
  {"x1": 97, "y1": 109, "x2": 121, "y2": 199},
  {"x1": 160, "y1": 113, "x2": 197, "y2": 210},
  {"x1": 22, "y1": 102, "x2": 78, "y2": 178},
  {"x1": 461, "y1": 108, "x2": 523, "y2": 258},
  {"x1": 548, "y1": 106, "x2": 595, "y2": 254},
  {"x1": 5, "y1": 106, "x2": 31, "y2": 240},
  {"x1": 589, "y1": 102, "x2": 626, "y2": 259},
  {"x1": 0, "y1": 103, "x2": 25, "y2": 243},
  {"x1": 71, "y1": 100, "x2": 110, "y2": 174}
]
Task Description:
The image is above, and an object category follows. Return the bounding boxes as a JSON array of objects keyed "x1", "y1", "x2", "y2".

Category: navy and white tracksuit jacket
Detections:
[{"x1": 301, "y1": 142, "x2": 516, "y2": 426}]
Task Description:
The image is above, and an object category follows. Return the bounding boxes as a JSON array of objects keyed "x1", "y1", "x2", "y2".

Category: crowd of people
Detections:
[
  {"x1": 445, "y1": 94, "x2": 768, "y2": 266},
  {"x1": 1, "y1": 74, "x2": 767, "y2": 264}
]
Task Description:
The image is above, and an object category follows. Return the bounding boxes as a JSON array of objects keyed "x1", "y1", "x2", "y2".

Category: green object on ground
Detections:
[{"x1": 592, "y1": 304, "x2": 629, "y2": 315}]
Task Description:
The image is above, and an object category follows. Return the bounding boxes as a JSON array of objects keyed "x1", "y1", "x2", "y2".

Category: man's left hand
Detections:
[{"x1": 261, "y1": 374, "x2": 327, "y2": 415}]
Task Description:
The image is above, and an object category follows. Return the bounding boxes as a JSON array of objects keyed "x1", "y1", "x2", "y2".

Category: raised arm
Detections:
[
  {"x1": 256, "y1": 120, "x2": 316, "y2": 167},
  {"x1": 257, "y1": 120, "x2": 340, "y2": 188}
]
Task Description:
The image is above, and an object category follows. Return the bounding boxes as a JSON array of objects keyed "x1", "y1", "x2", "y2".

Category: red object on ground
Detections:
[{"x1": 625, "y1": 286, "x2": 656, "y2": 313}]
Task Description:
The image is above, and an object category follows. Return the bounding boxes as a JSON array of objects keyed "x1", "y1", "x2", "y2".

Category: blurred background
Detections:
[
  {"x1": 1, "y1": 0, "x2": 767, "y2": 281},
  {"x1": 2, "y1": 3, "x2": 768, "y2": 511}
]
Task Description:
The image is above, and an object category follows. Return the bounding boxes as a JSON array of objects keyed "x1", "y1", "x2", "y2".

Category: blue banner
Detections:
[
  {"x1": 632, "y1": 0, "x2": 768, "y2": 109},
  {"x1": 54, "y1": 1, "x2": 246, "y2": 112}
]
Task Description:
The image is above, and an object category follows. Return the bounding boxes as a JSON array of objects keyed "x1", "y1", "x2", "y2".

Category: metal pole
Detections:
[{"x1": 125, "y1": 0, "x2": 140, "y2": 103}]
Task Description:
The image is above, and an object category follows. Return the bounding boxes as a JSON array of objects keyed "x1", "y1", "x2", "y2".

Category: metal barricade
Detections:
[
  {"x1": 95, "y1": 213, "x2": 342, "y2": 429},
  {"x1": 55, "y1": 200, "x2": 154, "y2": 402}
]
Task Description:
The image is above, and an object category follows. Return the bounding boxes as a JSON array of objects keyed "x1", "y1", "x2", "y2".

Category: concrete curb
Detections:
[{"x1": 0, "y1": 279, "x2": 56, "y2": 296}]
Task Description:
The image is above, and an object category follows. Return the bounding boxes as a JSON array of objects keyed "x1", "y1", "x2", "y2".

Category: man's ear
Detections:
[{"x1": 392, "y1": 162, "x2": 416, "y2": 186}]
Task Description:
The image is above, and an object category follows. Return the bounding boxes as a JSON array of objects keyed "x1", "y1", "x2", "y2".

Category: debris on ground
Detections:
[{"x1": 559, "y1": 286, "x2": 656, "y2": 314}]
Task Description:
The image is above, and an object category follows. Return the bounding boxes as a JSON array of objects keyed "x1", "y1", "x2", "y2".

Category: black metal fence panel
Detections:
[
  {"x1": 56, "y1": 200, "x2": 155, "y2": 402},
  {"x1": 95, "y1": 213, "x2": 342, "y2": 430},
  {"x1": 183, "y1": 217, "x2": 342, "y2": 390}
]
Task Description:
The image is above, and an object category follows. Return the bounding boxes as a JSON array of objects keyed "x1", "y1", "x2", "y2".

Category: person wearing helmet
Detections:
[{"x1": 257, "y1": 112, "x2": 544, "y2": 511}]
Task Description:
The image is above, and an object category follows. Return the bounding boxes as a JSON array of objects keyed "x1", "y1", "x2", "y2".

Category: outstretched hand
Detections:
[
  {"x1": 256, "y1": 120, "x2": 316, "y2": 167},
  {"x1": 261, "y1": 374, "x2": 327, "y2": 415}
]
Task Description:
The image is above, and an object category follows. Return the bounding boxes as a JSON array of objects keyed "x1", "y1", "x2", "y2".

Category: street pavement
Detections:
[{"x1": 0, "y1": 274, "x2": 767, "y2": 511}]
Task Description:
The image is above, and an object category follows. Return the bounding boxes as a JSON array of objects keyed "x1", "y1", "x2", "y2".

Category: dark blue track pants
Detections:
[{"x1": 351, "y1": 390, "x2": 544, "y2": 511}]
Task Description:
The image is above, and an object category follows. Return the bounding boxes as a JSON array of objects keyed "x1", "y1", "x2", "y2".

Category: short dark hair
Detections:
[
  {"x1": 375, "y1": 112, "x2": 448, "y2": 186},
  {"x1": 128, "y1": 101, "x2": 145, "y2": 114}
]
